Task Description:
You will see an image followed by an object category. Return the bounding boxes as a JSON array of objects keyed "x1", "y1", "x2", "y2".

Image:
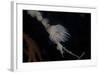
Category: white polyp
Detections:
[
  {"x1": 47, "y1": 24, "x2": 70, "y2": 43},
  {"x1": 42, "y1": 18, "x2": 50, "y2": 28},
  {"x1": 27, "y1": 10, "x2": 43, "y2": 22},
  {"x1": 36, "y1": 12, "x2": 43, "y2": 21},
  {"x1": 27, "y1": 10, "x2": 38, "y2": 17}
]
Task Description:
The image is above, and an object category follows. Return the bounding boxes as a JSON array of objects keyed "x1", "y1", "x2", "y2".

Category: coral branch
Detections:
[{"x1": 63, "y1": 47, "x2": 85, "y2": 59}]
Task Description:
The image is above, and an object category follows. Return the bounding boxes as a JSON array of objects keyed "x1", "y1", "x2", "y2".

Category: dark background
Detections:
[{"x1": 23, "y1": 10, "x2": 91, "y2": 62}]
